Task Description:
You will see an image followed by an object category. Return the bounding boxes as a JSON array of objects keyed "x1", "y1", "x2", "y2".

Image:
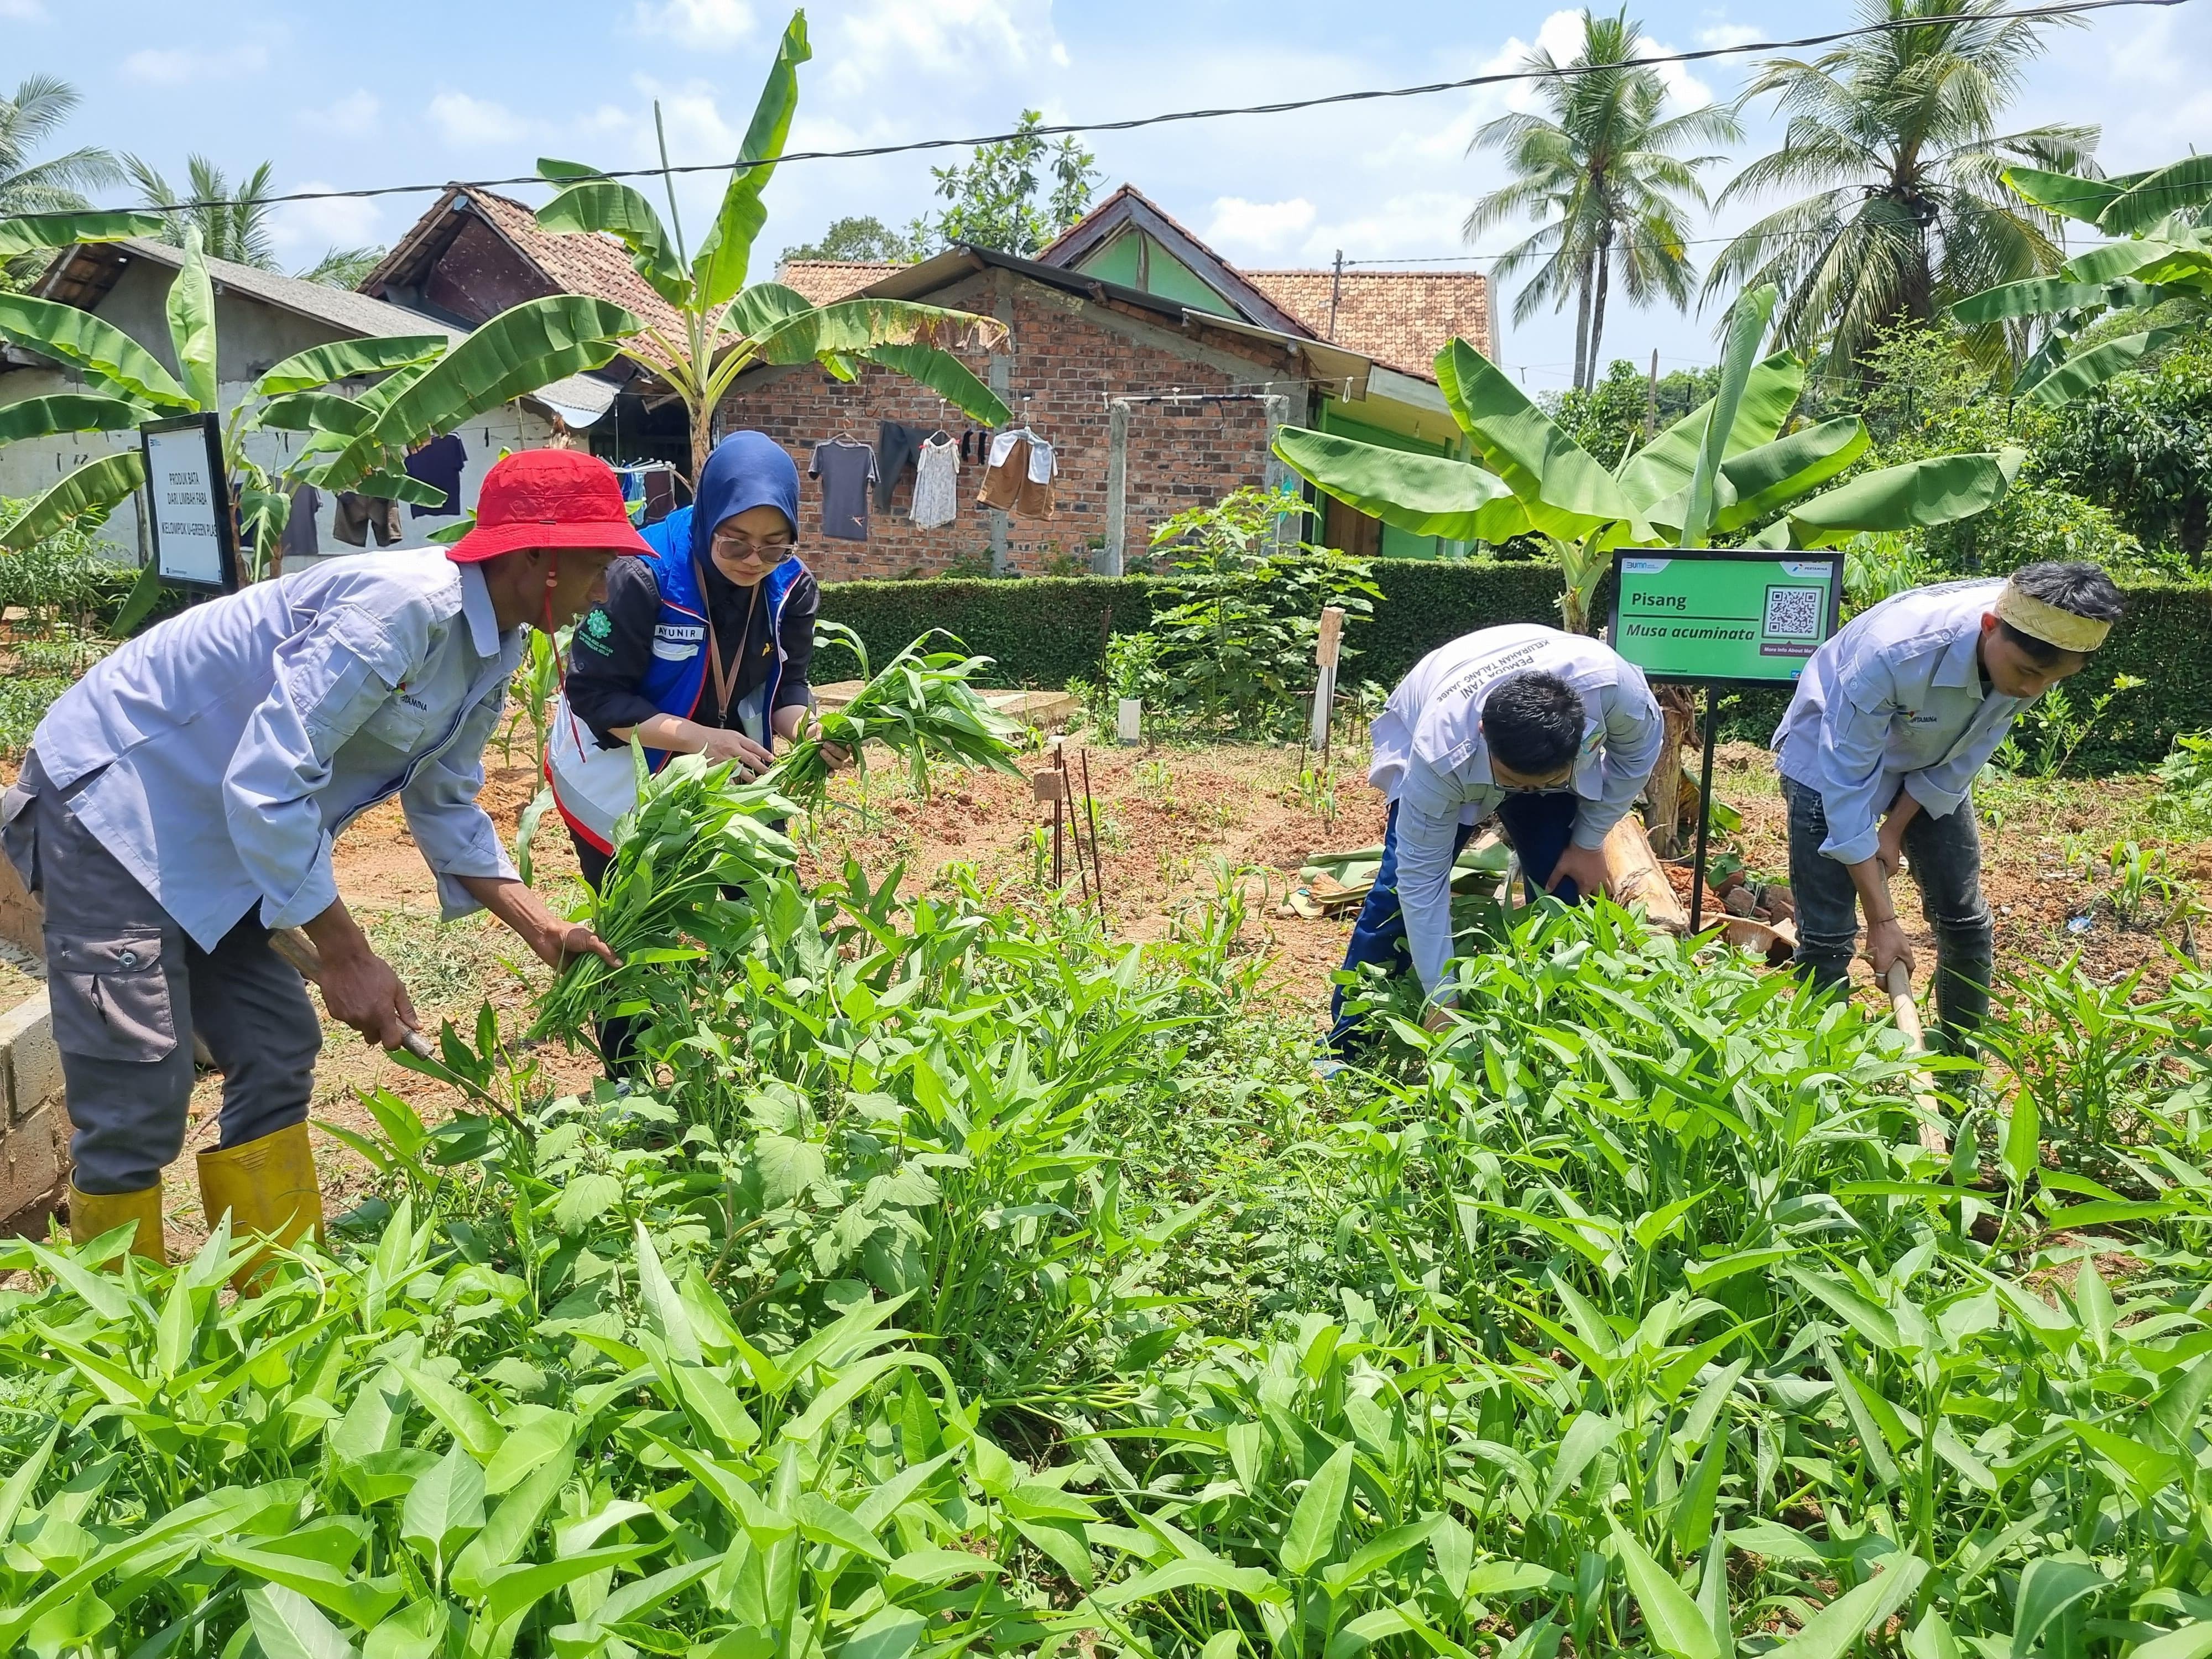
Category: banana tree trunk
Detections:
[{"x1": 1646, "y1": 684, "x2": 1698, "y2": 857}]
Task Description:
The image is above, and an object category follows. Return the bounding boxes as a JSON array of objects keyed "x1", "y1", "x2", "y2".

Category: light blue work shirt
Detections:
[
  {"x1": 1774, "y1": 578, "x2": 2025, "y2": 867},
  {"x1": 27, "y1": 549, "x2": 522, "y2": 952},
  {"x1": 1369, "y1": 624, "x2": 1665, "y2": 993}
]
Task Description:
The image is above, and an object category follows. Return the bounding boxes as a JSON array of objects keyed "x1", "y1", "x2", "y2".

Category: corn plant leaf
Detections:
[
  {"x1": 244, "y1": 1583, "x2": 360, "y2": 1659},
  {"x1": 2132, "y1": 1624, "x2": 2212, "y2": 1659},
  {"x1": 0, "y1": 393, "x2": 149, "y2": 445},
  {"x1": 691, "y1": 10, "x2": 812, "y2": 311},
  {"x1": 1613, "y1": 1521, "x2": 1721, "y2": 1659},
  {"x1": 0, "y1": 292, "x2": 190, "y2": 406},
  {"x1": 166, "y1": 228, "x2": 218, "y2": 413},
  {"x1": 254, "y1": 335, "x2": 449, "y2": 398},
  {"x1": 1281, "y1": 1443, "x2": 1357, "y2": 1575}
]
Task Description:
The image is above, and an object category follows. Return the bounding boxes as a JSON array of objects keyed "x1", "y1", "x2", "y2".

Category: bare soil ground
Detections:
[{"x1": 9, "y1": 729, "x2": 2209, "y2": 1259}]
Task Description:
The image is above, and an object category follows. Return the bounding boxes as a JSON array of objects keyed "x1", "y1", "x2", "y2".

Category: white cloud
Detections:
[
  {"x1": 301, "y1": 89, "x2": 379, "y2": 138},
  {"x1": 825, "y1": 0, "x2": 1066, "y2": 97},
  {"x1": 1204, "y1": 196, "x2": 1317, "y2": 258},
  {"x1": 1697, "y1": 22, "x2": 1764, "y2": 50},
  {"x1": 1300, "y1": 191, "x2": 1481, "y2": 265},
  {"x1": 123, "y1": 43, "x2": 269, "y2": 85},
  {"x1": 427, "y1": 90, "x2": 532, "y2": 149},
  {"x1": 0, "y1": 0, "x2": 49, "y2": 21},
  {"x1": 272, "y1": 185, "x2": 384, "y2": 257},
  {"x1": 633, "y1": 0, "x2": 754, "y2": 50},
  {"x1": 1478, "y1": 11, "x2": 1711, "y2": 114}
]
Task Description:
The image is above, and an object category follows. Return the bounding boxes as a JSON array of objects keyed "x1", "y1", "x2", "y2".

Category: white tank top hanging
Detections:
[{"x1": 911, "y1": 432, "x2": 959, "y2": 528}]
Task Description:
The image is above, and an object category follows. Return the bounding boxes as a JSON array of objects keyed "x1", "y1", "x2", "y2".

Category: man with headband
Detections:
[{"x1": 1774, "y1": 561, "x2": 2124, "y2": 1045}]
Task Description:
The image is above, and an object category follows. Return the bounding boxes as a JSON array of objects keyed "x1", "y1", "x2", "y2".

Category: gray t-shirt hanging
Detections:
[{"x1": 810, "y1": 439, "x2": 878, "y2": 541}]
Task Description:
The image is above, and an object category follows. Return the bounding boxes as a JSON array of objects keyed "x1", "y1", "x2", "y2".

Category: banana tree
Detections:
[
  {"x1": 1276, "y1": 284, "x2": 2022, "y2": 851},
  {"x1": 1950, "y1": 158, "x2": 2212, "y2": 406},
  {"x1": 534, "y1": 12, "x2": 1009, "y2": 483},
  {"x1": 0, "y1": 217, "x2": 637, "y2": 596}
]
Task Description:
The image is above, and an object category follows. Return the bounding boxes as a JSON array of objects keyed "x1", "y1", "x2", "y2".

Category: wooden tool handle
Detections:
[
  {"x1": 270, "y1": 926, "x2": 437, "y2": 1062},
  {"x1": 1881, "y1": 959, "x2": 1949, "y2": 1154}
]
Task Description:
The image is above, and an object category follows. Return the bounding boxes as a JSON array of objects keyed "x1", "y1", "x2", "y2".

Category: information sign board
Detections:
[
  {"x1": 1611, "y1": 550, "x2": 1844, "y2": 686},
  {"x1": 139, "y1": 413, "x2": 238, "y2": 592}
]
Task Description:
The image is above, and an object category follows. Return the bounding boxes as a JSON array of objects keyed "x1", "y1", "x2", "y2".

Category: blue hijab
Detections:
[{"x1": 691, "y1": 431, "x2": 800, "y2": 559}]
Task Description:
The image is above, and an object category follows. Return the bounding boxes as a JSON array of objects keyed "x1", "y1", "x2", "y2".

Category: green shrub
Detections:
[
  {"x1": 1919, "y1": 478, "x2": 2146, "y2": 576},
  {"x1": 2044, "y1": 338, "x2": 2212, "y2": 559},
  {"x1": 0, "y1": 499, "x2": 134, "y2": 629}
]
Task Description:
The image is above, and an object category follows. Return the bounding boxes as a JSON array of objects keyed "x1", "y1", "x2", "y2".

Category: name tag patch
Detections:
[{"x1": 651, "y1": 622, "x2": 705, "y2": 663}]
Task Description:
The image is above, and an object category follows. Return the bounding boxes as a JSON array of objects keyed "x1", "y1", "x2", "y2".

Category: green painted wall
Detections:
[
  {"x1": 1072, "y1": 231, "x2": 1239, "y2": 317},
  {"x1": 1317, "y1": 405, "x2": 1467, "y2": 560}
]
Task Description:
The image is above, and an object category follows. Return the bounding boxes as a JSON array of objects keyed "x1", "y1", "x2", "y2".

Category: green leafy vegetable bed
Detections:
[{"x1": 5, "y1": 753, "x2": 2212, "y2": 1659}]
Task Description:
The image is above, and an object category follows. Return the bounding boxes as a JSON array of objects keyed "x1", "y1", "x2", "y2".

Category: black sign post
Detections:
[
  {"x1": 138, "y1": 412, "x2": 239, "y2": 595},
  {"x1": 1609, "y1": 549, "x2": 1846, "y2": 932}
]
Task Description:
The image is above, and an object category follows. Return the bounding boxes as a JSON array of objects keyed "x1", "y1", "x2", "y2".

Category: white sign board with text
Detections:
[{"x1": 140, "y1": 415, "x2": 234, "y2": 589}]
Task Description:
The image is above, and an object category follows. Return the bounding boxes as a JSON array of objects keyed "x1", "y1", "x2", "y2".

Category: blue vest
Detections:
[{"x1": 630, "y1": 506, "x2": 807, "y2": 771}]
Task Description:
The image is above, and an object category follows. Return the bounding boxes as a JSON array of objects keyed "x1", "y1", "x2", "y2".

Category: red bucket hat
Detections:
[{"x1": 446, "y1": 448, "x2": 654, "y2": 564}]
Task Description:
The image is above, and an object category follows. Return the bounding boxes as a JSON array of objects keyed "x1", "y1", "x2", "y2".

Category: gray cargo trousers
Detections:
[{"x1": 1, "y1": 751, "x2": 322, "y2": 1194}]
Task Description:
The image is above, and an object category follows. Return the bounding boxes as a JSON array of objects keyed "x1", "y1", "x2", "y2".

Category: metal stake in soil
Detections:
[{"x1": 1079, "y1": 747, "x2": 1107, "y2": 922}]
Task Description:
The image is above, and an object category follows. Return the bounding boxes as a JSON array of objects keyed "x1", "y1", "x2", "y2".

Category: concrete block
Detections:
[
  {"x1": 0, "y1": 989, "x2": 59, "y2": 1124},
  {"x1": 0, "y1": 1097, "x2": 65, "y2": 1229},
  {"x1": 0, "y1": 848, "x2": 39, "y2": 957}
]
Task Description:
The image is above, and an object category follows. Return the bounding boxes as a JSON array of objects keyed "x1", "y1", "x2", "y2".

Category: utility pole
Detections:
[{"x1": 1327, "y1": 249, "x2": 1344, "y2": 343}]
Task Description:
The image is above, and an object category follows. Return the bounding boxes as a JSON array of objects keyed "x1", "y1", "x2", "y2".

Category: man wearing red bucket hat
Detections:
[{"x1": 1, "y1": 449, "x2": 648, "y2": 1270}]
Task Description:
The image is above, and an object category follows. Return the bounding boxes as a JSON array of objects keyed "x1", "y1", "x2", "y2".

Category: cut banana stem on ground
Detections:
[{"x1": 1885, "y1": 959, "x2": 1952, "y2": 1154}]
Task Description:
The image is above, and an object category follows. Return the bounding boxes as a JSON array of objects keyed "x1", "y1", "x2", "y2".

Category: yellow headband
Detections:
[{"x1": 1994, "y1": 583, "x2": 2111, "y2": 654}]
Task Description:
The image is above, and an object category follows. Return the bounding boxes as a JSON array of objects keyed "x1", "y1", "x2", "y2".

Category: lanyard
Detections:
[{"x1": 693, "y1": 558, "x2": 761, "y2": 724}]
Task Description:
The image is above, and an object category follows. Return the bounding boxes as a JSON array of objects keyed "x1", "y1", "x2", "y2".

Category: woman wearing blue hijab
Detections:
[{"x1": 550, "y1": 429, "x2": 838, "y2": 859}]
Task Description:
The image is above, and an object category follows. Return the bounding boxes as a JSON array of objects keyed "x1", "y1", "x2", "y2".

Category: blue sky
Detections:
[{"x1": 6, "y1": 0, "x2": 2204, "y2": 392}]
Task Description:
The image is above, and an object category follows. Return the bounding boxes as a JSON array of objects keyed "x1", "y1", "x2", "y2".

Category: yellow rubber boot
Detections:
[
  {"x1": 196, "y1": 1121, "x2": 324, "y2": 1293},
  {"x1": 67, "y1": 1181, "x2": 166, "y2": 1265}
]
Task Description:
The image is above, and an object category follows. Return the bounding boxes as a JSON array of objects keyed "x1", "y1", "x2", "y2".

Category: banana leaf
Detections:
[
  {"x1": 0, "y1": 209, "x2": 166, "y2": 258},
  {"x1": 1271, "y1": 427, "x2": 1529, "y2": 543},
  {"x1": 0, "y1": 393, "x2": 150, "y2": 445},
  {"x1": 0, "y1": 450, "x2": 144, "y2": 551},
  {"x1": 727, "y1": 281, "x2": 818, "y2": 340},
  {"x1": 1950, "y1": 275, "x2": 2167, "y2": 327},
  {"x1": 1434, "y1": 337, "x2": 1644, "y2": 540},
  {"x1": 2018, "y1": 327, "x2": 2189, "y2": 406},
  {"x1": 1614, "y1": 351, "x2": 1804, "y2": 512},
  {"x1": 166, "y1": 229, "x2": 218, "y2": 415},
  {"x1": 860, "y1": 343, "x2": 1011, "y2": 426},
  {"x1": 0, "y1": 293, "x2": 191, "y2": 409},
  {"x1": 253, "y1": 390, "x2": 374, "y2": 436},
  {"x1": 2001, "y1": 165, "x2": 2144, "y2": 227},
  {"x1": 2099, "y1": 155, "x2": 2212, "y2": 236},
  {"x1": 1768, "y1": 449, "x2": 2025, "y2": 548},
  {"x1": 752, "y1": 296, "x2": 1008, "y2": 366},
  {"x1": 690, "y1": 12, "x2": 812, "y2": 312},
  {"x1": 538, "y1": 178, "x2": 689, "y2": 307},
  {"x1": 312, "y1": 295, "x2": 638, "y2": 489},
  {"x1": 1681, "y1": 284, "x2": 1778, "y2": 547},
  {"x1": 1715, "y1": 417, "x2": 1869, "y2": 532},
  {"x1": 254, "y1": 335, "x2": 448, "y2": 397}
]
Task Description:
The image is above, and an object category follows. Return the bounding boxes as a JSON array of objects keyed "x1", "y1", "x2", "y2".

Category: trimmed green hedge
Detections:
[{"x1": 819, "y1": 565, "x2": 2212, "y2": 771}]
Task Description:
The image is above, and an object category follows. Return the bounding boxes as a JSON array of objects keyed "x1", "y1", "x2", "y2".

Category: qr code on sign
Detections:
[{"x1": 1763, "y1": 585, "x2": 1823, "y2": 639}]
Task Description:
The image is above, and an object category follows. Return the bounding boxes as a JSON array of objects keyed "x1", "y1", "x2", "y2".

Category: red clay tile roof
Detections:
[
  {"x1": 776, "y1": 260, "x2": 903, "y2": 305},
  {"x1": 1240, "y1": 268, "x2": 1491, "y2": 379},
  {"x1": 461, "y1": 187, "x2": 687, "y2": 337}
]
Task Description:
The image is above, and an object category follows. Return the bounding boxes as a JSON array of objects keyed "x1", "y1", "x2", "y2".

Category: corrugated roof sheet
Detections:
[
  {"x1": 1240, "y1": 268, "x2": 1491, "y2": 379},
  {"x1": 776, "y1": 260, "x2": 902, "y2": 305},
  {"x1": 87, "y1": 239, "x2": 469, "y2": 342}
]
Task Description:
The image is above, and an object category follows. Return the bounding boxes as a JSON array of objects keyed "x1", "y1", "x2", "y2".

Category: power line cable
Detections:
[{"x1": 3, "y1": 0, "x2": 2187, "y2": 225}]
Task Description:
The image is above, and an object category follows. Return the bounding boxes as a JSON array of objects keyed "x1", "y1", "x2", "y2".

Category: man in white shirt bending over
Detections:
[
  {"x1": 1328, "y1": 623, "x2": 1665, "y2": 1052},
  {"x1": 1774, "y1": 561, "x2": 2124, "y2": 1047}
]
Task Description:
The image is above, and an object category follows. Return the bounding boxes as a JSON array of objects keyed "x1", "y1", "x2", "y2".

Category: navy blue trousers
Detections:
[{"x1": 1327, "y1": 792, "x2": 1583, "y2": 1051}]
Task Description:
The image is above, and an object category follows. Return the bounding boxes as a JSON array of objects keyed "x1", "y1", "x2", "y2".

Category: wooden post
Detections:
[
  {"x1": 1311, "y1": 605, "x2": 1345, "y2": 752},
  {"x1": 1032, "y1": 769, "x2": 1067, "y2": 886}
]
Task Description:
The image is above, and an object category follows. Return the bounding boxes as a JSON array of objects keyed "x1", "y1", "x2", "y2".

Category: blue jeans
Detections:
[
  {"x1": 1782, "y1": 776, "x2": 1992, "y2": 1047},
  {"x1": 1327, "y1": 792, "x2": 1583, "y2": 1052}
]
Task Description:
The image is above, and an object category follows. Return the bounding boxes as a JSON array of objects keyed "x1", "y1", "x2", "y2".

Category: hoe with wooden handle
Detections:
[
  {"x1": 268, "y1": 926, "x2": 437, "y2": 1062},
  {"x1": 1884, "y1": 960, "x2": 1952, "y2": 1155}
]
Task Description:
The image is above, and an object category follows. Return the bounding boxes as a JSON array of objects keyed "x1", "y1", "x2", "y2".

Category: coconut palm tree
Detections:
[
  {"x1": 122, "y1": 154, "x2": 279, "y2": 270},
  {"x1": 1705, "y1": 0, "x2": 2097, "y2": 373},
  {"x1": 1465, "y1": 9, "x2": 1741, "y2": 392},
  {"x1": 0, "y1": 75, "x2": 122, "y2": 284}
]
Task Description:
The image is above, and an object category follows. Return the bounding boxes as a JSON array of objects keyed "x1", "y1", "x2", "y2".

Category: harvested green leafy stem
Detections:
[
  {"x1": 769, "y1": 622, "x2": 1025, "y2": 814},
  {"x1": 532, "y1": 749, "x2": 797, "y2": 1042},
  {"x1": 536, "y1": 628, "x2": 1024, "y2": 1041}
]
